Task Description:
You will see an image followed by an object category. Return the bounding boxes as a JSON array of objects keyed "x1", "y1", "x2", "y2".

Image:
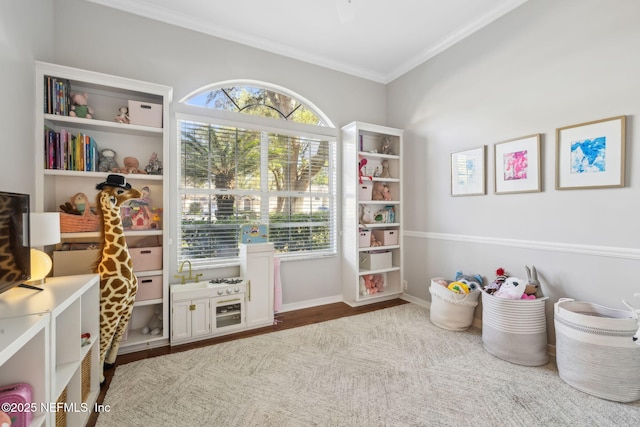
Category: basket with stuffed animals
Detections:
[
  {"x1": 554, "y1": 297, "x2": 640, "y2": 402},
  {"x1": 429, "y1": 271, "x2": 482, "y2": 331},
  {"x1": 59, "y1": 192, "x2": 100, "y2": 232},
  {"x1": 481, "y1": 267, "x2": 548, "y2": 366}
]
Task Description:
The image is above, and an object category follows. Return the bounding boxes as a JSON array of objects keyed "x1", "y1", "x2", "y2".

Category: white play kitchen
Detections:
[{"x1": 169, "y1": 243, "x2": 275, "y2": 345}]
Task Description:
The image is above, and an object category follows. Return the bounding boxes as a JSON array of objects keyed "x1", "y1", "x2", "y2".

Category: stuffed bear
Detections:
[
  {"x1": 69, "y1": 92, "x2": 94, "y2": 119},
  {"x1": 98, "y1": 149, "x2": 119, "y2": 172},
  {"x1": 372, "y1": 182, "x2": 385, "y2": 200},
  {"x1": 142, "y1": 307, "x2": 163, "y2": 335}
]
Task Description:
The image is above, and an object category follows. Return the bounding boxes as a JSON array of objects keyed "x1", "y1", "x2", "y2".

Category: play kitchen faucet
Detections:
[{"x1": 174, "y1": 260, "x2": 203, "y2": 284}]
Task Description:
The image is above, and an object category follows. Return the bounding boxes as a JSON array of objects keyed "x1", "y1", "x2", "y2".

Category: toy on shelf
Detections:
[
  {"x1": 98, "y1": 149, "x2": 119, "y2": 173},
  {"x1": 120, "y1": 186, "x2": 161, "y2": 230},
  {"x1": 360, "y1": 273, "x2": 384, "y2": 295},
  {"x1": 69, "y1": 92, "x2": 93, "y2": 119},
  {"x1": 117, "y1": 156, "x2": 147, "y2": 174},
  {"x1": 142, "y1": 307, "x2": 163, "y2": 335},
  {"x1": 145, "y1": 152, "x2": 163, "y2": 175},
  {"x1": 380, "y1": 160, "x2": 391, "y2": 178},
  {"x1": 115, "y1": 106, "x2": 130, "y2": 124}
]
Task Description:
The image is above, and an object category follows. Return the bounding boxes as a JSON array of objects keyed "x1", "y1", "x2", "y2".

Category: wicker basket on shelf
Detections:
[
  {"x1": 59, "y1": 209, "x2": 100, "y2": 233},
  {"x1": 56, "y1": 387, "x2": 67, "y2": 427},
  {"x1": 81, "y1": 351, "x2": 91, "y2": 402}
]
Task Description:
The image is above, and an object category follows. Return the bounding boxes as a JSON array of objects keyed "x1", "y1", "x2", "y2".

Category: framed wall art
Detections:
[
  {"x1": 494, "y1": 134, "x2": 541, "y2": 194},
  {"x1": 556, "y1": 116, "x2": 626, "y2": 190},
  {"x1": 450, "y1": 146, "x2": 486, "y2": 196}
]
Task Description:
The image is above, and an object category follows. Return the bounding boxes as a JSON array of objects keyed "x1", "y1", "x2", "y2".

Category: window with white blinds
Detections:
[{"x1": 178, "y1": 120, "x2": 336, "y2": 266}]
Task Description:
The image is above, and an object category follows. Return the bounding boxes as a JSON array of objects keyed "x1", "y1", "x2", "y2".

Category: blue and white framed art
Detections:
[
  {"x1": 555, "y1": 116, "x2": 626, "y2": 190},
  {"x1": 450, "y1": 145, "x2": 486, "y2": 196}
]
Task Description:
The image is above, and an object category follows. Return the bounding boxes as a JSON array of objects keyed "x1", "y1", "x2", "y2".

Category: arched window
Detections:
[{"x1": 177, "y1": 81, "x2": 337, "y2": 266}]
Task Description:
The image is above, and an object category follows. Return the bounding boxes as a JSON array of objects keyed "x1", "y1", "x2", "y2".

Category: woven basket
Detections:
[
  {"x1": 56, "y1": 387, "x2": 67, "y2": 427},
  {"x1": 59, "y1": 209, "x2": 100, "y2": 233},
  {"x1": 429, "y1": 278, "x2": 480, "y2": 331},
  {"x1": 554, "y1": 298, "x2": 640, "y2": 402},
  {"x1": 481, "y1": 291, "x2": 549, "y2": 366},
  {"x1": 81, "y1": 351, "x2": 91, "y2": 403}
]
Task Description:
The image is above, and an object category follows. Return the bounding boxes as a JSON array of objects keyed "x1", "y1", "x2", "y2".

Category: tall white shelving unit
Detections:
[
  {"x1": 341, "y1": 122, "x2": 403, "y2": 306},
  {"x1": 0, "y1": 274, "x2": 100, "y2": 427},
  {"x1": 34, "y1": 61, "x2": 173, "y2": 353}
]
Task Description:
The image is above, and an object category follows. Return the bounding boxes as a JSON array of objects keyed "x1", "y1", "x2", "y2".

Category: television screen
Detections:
[{"x1": 0, "y1": 191, "x2": 30, "y2": 294}]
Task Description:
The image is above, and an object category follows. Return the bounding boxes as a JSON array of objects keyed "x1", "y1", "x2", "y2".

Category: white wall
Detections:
[
  {"x1": 388, "y1": 0, "x2": 640, "y2": 343},
  {"x1": 44, "y1": 0, "x2": 389, "y2": 307},
  {"x1": 0, "y1": 0, "x2": 54, "y2": 195}
]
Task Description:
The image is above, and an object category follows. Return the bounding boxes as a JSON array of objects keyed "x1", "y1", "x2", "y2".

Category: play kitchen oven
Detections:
[{"x1": 209, "y1": 278, "x2": 246, "y2": 331}]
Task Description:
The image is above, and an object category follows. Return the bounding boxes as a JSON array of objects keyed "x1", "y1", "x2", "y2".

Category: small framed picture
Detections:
[
  {"x1": 450, "y1": 146, "x2": 486, "y2": 196},
  {"x1": 494, "y1": 134, "x2": 541, "y2": 194},
  {"x1": 556, "y1": 116, "x2": 626, "y2": 190}
]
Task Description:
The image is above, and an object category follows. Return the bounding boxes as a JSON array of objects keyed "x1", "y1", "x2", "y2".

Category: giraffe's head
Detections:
[{"x1": 96, "y1": 174, "x2": 143, "y2": 210}]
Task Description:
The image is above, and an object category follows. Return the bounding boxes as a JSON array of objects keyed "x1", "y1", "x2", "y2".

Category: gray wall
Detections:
[
  {"x1": 0, "y1": 0, "x2": 54, "y2": 195},
  {"x1": 389, "y1": 0, "x2": 640, "y2": 343}
]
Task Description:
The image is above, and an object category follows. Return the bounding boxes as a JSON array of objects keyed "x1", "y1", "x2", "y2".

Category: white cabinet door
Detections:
[
  {"x1": 191, "y1": 298, "x2": 211, "y2": 338},
  {"x1": 171, "y1": 300, "x2": 192, "y2": 341},
  {"x1": 240, "y1": 243, "x2": 275, "y2": 328}
]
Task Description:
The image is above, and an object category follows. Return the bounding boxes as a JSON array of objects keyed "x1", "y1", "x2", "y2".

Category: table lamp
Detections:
[{"x1": 27, "y1": 212, "x2": 61, "y2": 285}]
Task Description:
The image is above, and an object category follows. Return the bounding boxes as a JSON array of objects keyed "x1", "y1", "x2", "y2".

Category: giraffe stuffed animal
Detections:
[{"x1": 94, "y1": 174, "x2": 142, "y2": 383}]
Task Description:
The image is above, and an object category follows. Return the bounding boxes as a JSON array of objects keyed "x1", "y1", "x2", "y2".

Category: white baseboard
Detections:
[{"x1": 278, "y1": 294, "x2": 344, "y2": 313}]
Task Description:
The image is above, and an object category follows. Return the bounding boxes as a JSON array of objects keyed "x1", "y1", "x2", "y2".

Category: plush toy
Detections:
[
  {"x1": 115, "y1": 106, "x2": 129, "y2": 124},
  {"x1": 380, "y1": 136, "x2": 392, "y2": 154},
  {"x1": 360, "y1": 274, "x2": 384, "y2": 295},
  {"x1": 448, "y1": 281, "x2": 470, "y2": 294},
  {"x1": 455, "y1": 271, "x2": 483, "y2": 292},
  {"x1": 361, "y1": 205, "x2": 374, "y2": 224},
  {"x1": 370, "y1": 233, "x2": 382, "y2": 247},
  {"x1": 118, "y1": 156, "x2": 147, "y2": 174},
  {"x1": 379, "y1": 160, "x2": 391, "y2": 178},
  {"x1": 69, "y1": 92, "x2": 94, "y2": 119},
  {"x1": 145, "y1": 152, "x2": 163, "y2": 175},
  {"x1": 142, "y1": 307, "x2": 163, "y2": 335},
  {"x1": 494, "y1": 276, "x2": 527, "y2": 299},
  {"x1": 98, "y1": 148, "x2": 119, "y2": 173},
  {"x1": 525, "y1": 265, "x2": 542, "y2": 297},
  {"x1": 382, "y1": 184, "x2": 392, "y2": 201},
  {"x1": 372, "y1": 182, "x2": 385, "y2": 200},
  {"x1": 484, "y1": 267, "x2": 508, "y2": 294}
]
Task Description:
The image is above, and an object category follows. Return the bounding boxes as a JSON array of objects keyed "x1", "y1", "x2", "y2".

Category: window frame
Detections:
[{"x1": 174, "y1": 82, "x2": 338, "y2": 268}]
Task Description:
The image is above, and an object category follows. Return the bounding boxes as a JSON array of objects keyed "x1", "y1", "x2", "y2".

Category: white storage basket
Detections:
[
  {"x1": 554, "y1": 298, "x2": 640, "y2": 402},
  {"x1": 481, "y1": 291, "x2": 549, "y2": 366},
  {"x1": 429, "y1": 278, "x2": 480, "y2": 331}
]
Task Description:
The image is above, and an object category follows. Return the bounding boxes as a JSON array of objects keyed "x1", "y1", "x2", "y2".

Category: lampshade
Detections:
[{"x1": 27, "y1": 212, "x2": 61, "y2": 285}]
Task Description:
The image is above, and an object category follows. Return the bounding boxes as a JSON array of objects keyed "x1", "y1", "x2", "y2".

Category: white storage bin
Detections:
[
  {"x1": 429, "y1": 278, "x2": 480, "y2": 331},
  {"x1": 372, "y1": 229, "x2": 398, "y2": 246},
  {"x1": 359, "y1": 251, "x2": 392, "y2": 270},
  {"x1": 554, "y1": 298, "x2": 640, "y2": 402},
  {"x1": 358, "y1": 229, "x2": 371, "y2": 248},
  {"x1": 481, "y1": 291, "x2": 549, "y2": 366},
  {"x1": 358, "y1": 182, "x2": 373, "y2": 201},
  {"x1": 128, "y1": 100, "x2": 163, "y2": 127}
]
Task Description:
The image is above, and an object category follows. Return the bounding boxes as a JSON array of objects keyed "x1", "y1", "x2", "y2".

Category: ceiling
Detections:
[{"x1": 87, "y1": 0, "x2": 528, "y2": 84}]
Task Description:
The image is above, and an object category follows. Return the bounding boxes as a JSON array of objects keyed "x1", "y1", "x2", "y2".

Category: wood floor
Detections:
[{"x1": 87, "y1": 298, "x2": 408, "y2": 427}]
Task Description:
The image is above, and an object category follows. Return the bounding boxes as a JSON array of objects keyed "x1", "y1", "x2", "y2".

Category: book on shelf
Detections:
[
  {"x1": 44, "y1": 127, "x2": 99, "y2": 172},
  {"x1": 44, "y1": 75, "x2": 71, "y2": 116}
]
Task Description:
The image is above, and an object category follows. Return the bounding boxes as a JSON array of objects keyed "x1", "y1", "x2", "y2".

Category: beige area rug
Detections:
[{"x1": 97, "y1": 304, "x2": 640, "y2": 426}]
